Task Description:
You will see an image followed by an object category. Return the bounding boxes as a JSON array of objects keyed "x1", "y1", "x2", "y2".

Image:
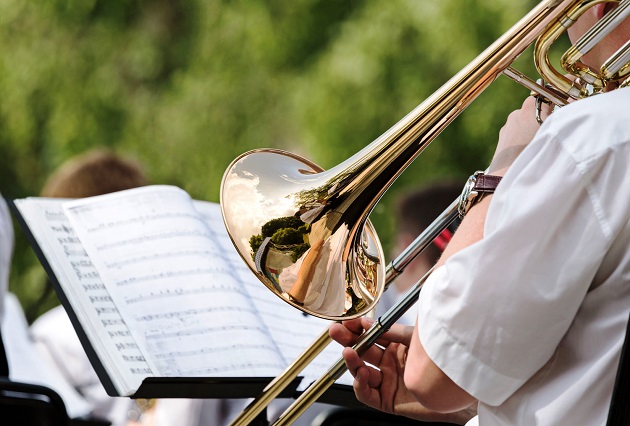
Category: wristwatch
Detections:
[{"x1": 458, "y1": 171, "x2": 502, "y2": 216}]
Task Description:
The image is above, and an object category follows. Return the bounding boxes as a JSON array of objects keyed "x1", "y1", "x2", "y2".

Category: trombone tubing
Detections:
[
  {"x1": 228, "y1": 199, "x2": 460, "y2": 426},
  {"x1": 272, "y1": 268, "x2": 435, "y2": 426},
  {"x1": 271, "y1": 0, "x2": 587, "y2": 423},
  {"x1": 318, "y1": 0, "x2": 583, "y2": 226}
]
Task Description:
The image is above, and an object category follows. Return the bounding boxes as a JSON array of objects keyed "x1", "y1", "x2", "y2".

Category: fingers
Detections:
[
  {"x1": 329, "y1": 317, "x2": 374, "y2": 346},
  {"x1": 330, "y1": 317, "x2": 414, "y2": 362},
  {"x1": 329, "y1": 319, "x2": 363, "y2": 346},
  {"x1": 343, "y1": 347, "x2": 382, "y2": 388},
  {"x1": 344, "y1": 347, "x2": 384, "y2": 409},
  {"x1": 331, "y1": 325, "x2": 385, "y2": 366},
  {"x1": 378, "y1": 322, "x2": 414, "y2": 347},
  {"x1": 378, "y1": 343, "x2": 404, "y2": 413},
  {"x1": 346, "y1": 343, "x2": 410, "y2": 415},
  {"x1": 330, "y1": 317, "x2": 412, "y2": 344}
]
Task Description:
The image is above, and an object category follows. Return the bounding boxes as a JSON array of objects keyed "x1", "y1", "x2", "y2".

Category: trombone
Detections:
[{"x1": 220, "y1": 0, "x2": 630, "y2": 424}]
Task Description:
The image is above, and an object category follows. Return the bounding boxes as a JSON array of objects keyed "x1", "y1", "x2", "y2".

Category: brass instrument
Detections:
[{"x1": 220, "y1": 0, "x2": 630, "y2": 424}]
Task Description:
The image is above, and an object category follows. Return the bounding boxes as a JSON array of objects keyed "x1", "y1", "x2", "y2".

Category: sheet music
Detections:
[
  {"x1": 194, "y1": 200, "x2": 353, "y2": 389},
  {"x1": 64, "y1": 186, "x2": 286, "y2": 380},
  {"x1": 14, "y1": 198, "x2": 151, "y2": 395}
]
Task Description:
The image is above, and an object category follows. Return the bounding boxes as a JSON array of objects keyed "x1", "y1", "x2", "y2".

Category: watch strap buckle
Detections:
[{"x1": 458, "y1": 171, "x2": 502, "y2": 217}]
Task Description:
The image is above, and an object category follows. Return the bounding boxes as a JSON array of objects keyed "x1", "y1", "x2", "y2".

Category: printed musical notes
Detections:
[
  {"x1": 63, "y1": 186, "x2": 289, "y2": 379},
  {"x1": 15, "y1": 186, "x2": 355, "y2": 397},
  {"x1": 13, "y1": 198, "x2": 154, "y2": 394}
]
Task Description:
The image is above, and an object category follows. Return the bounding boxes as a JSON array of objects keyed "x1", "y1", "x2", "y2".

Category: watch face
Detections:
[{"x1": 458, "y1": 174, "x2": 479, "y2": 216}]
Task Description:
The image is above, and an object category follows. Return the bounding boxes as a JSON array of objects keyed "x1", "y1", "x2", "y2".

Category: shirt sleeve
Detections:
[{"x1": 416, "y1": 130, "x2": 610, "y2": 406}]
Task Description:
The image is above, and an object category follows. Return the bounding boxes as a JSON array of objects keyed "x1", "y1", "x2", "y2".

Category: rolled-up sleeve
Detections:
[{"x1": 417, "y1": 133, "x2": 610, "y2": 406}]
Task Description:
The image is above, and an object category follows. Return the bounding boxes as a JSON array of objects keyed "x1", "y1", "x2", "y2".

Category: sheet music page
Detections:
[
  {"x1": 14, "y1": 198, "x2": 151, "y2": 396},
  {"x1": 194, "y1": 200, "x2": 354, "y2": 389},
  {"x1": 63, "y1": 186, "x2": 286, "y2": 380}
]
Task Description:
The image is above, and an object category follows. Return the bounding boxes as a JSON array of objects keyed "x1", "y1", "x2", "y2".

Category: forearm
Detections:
[
  {"x1": 396, "y1": 401, "x2": 477, "y2": 425},
  {"x1": 436, "y1": 192, "x2": 492, "y2": 269},
  {"x1": 402, "y1": 164, "x2": 496, "y2": 412}
]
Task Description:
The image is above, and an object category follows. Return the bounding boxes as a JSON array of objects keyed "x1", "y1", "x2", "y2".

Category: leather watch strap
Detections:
[
  {"x1": 474, "y1": 173, "x2": 502, "y2": 193},
  {"x1": 458, "y1": 171, "x2": 502, "y2": 216}
]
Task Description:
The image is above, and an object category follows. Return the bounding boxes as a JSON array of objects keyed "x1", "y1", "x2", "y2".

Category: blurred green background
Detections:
[{"x1": 1, "y1": 0, "x2": 542, "y2": 321}]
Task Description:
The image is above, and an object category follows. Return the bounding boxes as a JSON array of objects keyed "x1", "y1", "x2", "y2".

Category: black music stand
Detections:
[
  {"x1": 606, "y1": 311, "x2": 630, "y2": 426},
  {"x1": 0, "y1": 329, "x2": 68, "y2": 426}
]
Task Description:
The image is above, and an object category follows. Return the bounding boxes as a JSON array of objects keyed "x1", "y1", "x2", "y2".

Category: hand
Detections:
[
  {"x1": 489, "y1": 95, "x2": 552, "y2": 176},
  {"x1": 330, "y1": 318, "x2": 476, "y2": 424},
  {"x1": 330, "y1": 318, "x2": 424, "y2": 416}
]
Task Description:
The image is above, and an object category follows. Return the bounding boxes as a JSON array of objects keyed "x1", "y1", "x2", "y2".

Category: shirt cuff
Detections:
[{"x1": 417, "y1": 265, "x2": 524, "y2": 406}]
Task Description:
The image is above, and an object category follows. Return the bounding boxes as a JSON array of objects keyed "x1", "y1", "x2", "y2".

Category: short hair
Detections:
[
  {"x1": 41, "y1": 149, "x2": 147, "y2": 198},
  {"x1": 28, "y1": 150, "x2": 148, "y2": 320}
]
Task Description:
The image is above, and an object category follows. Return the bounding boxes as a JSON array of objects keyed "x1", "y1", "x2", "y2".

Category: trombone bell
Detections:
[{"x1": 220, "y1": 148, "x2": 385, "y2": 320}]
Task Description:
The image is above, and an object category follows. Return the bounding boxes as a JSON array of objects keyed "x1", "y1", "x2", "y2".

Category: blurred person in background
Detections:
[
  {"x1": 331, "y1": 4, "x2": 630, "y2": 425},
  {"x1": 375, "y1": 182, "x2": 462, "y2": 326},
  {"x1": 28, "y1": 149, "x2": 332, "y2": 426},
  {"x1": 1, "y1": 191, "x2": 96, "y2": 421},
  {"x1": 30, "y1": 149, "x2": 150, "y2": 425}
]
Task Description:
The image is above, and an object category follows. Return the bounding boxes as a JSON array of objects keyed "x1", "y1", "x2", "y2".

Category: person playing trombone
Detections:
[{"x1": 331, "y1": 3, "x2": 630, "y2": 425}]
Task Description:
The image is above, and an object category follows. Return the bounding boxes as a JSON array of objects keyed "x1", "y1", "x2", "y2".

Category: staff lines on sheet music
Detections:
[
  {"x1": 96, "y1": 306, "x2": 118, "y2": 315},
  {"x1": 96, "y1": 229, "x2": 213, "y2": 251},
  {"x1": 90, "y1": 294, "x2": 112, "y2": 303},
  {"x1": 115, "y1": 342, "x2": 139, "y2": 351},
  {"x1": 105, "y1": 249, "x2": 219, "y2": 269},
  {"x1": 26, "y1": 202, "x2": 158, "y2": 387},
  {"x1": 145, "y1": 324, "x2": 269, "y2": 340},
  {"x1": 122, "y1": 354, "x2": 146, "y2": 362},
  {"x1": 82, "y1": 283, "x2": 106, "y2": 291},
  {"x1": 57, "y1": 236, "x2": 80, "y2": 245},
  {"x1": 153, "y1": 343, "x2": 279, "y2": 360},
  {"x1": 116, "y1": 267, "x2": 239, "y2": 288},
  {"x1": 75, "y1": 269, "x2": 100, "y2": 281},
  {"x1": 109, "y1": 330, "x2": 132, "y2": 338},
  {"x1": 260, "y1": 335, "x2": 314, "y2": 352},
  {"x1": 83, "y1": 211, "x2": 201, "y2": 233},
  {"x1": 102, "y1": 318, "x2": 125, "y2": 327},
  {"x1": 245, "y1": 294, "x2": 314, "y2": 322},
  {"x1": 179, "y1": 362, "x2": 285, "y2": 376},
  {"x1": 44, "y1": 209, "x2": 68, "y2": 221},
  {"x1": 70, "y1": 259, "x2": 92, "y2": 268},
  {"x1": 63, "y1": 245, "x2": 87, "y2": 258},
  {"x1": 136, "y1": 305, "x2": 255, "y2": 322},
  {"x1": 123, "y1": 282, "x2": 247, "y2": 304}
]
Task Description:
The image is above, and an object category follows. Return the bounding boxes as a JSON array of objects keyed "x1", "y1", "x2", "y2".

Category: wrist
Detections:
[
  {"x1": 488, "y1": 144, "x2": 527, "y2": 175},
  {"x1": 458, "y1": 171, "x2": 502, "y2": 216}
]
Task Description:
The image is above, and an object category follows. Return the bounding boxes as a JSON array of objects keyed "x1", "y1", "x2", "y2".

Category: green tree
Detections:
[{"x1": 0, "y1": 0, "x2": 543, "y2": 319}]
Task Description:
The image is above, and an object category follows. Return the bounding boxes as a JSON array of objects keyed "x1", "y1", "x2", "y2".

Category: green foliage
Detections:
[
  {"x1": 252, "y1": 215, "x2": 310, "y2": 263},
  {"x1": 270, "y1": 228, "x2": 310, "y2": 261},
  {"x1": 249, "y1": 234, "x2": 264, "y2": 258},
  {"x1": 270, "y1": 228, "x2": 304, "y2": 246},
  {"x1": 1, "y1": 0, "x2": 541, "y2": 320},
  {"x1": 290, "y1": 244, "x2": 310, "y2": 263},
  {"x1": 261, "y1": 216, "x2": 305, "y2": 238}
]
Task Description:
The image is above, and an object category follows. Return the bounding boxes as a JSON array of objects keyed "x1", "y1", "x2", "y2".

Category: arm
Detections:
[
  {"x1": 331, "y1": 95, "x2": 548, "y2": 417},
  {"x1": 403, "y1": 94, "x2": 549, "y2": 411}
]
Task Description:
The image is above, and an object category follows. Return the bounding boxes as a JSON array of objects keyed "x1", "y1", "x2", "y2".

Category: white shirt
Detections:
[
  {"x1": 0, "y1": 194, "x2": 13, "y2": 323},
  {"x1": 31, "y1": 305, "x2": 133, "y2": 425},
  {"x1": 2, "y1": 294, "x2": 93, "y2": 419},
  {"x1": 418, "y1": 87, "x2": 630, "y2": 425}
]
